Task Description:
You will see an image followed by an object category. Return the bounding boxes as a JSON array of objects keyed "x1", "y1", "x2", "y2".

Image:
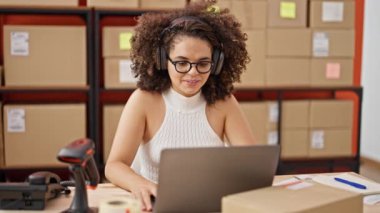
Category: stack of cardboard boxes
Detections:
[
  {"x1": 310, "y1": 0, "x2": 355, "y2": 86},
  {"x1": 281, "y1": 101, "x2": 309, "y2": 158},
  {"x1": 1, "y1": 25, "x2": 87, "y2": 167},
  {"x1": 103, "y1": 27, "x2": 138, "y2": 89},
  {"x1": 241, "y1": 99, "x2": 354, "y2": 158},
  {"x1": 0, "y1": 0, "x2": 78, "y2": 6},
  {"x1": 87, "y1": 0, "x2": 186, "y2": 9},
  {"x1": 240, "y1": 102, "x2": 278, "y2": 145},
  {"x1": 214, "y1": 0, "x2": 356, "y2": 87},
  {"x1": 0, "y1": 0, "x2": 187, "y2": 8},
  {"x1": 266, "y1": 0, "x2": 311, "y2": 86},
  {"x1": 216, "y1": 0, "x2": 357, "y2": 159},
  {"x1": 308, "y1": 100, "x2": 354, "y2": 157}
]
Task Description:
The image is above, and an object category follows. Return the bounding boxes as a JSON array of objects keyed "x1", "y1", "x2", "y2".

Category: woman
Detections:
[{"x1": 105, "y1": 1, "x2": 255, "y2": 211}]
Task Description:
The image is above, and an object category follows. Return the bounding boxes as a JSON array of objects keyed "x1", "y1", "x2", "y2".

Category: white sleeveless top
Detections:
[{"x1": 134, "y1": 88, "x2": 224, "y2": 183}]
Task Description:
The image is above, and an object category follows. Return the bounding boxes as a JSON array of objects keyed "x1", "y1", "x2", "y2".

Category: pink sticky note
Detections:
[{"x1": 326, "y1": 63, "x2": 341, "y2": 79}]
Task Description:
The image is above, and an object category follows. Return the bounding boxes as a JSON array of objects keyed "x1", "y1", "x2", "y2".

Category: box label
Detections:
[
  {"x1": 268, "y1": 131, "x2": 278, "y2": 145},
  {"x1": 119, "y1": 32, "x2": 133, "y2": 50},
  {"x1": 280, "y1": 1, "x2": 296, "y2": 19},
  {"x1": 322, "y1": 2, "x2": 344, "y2": 22},
  {"x1": 326, "y1": 63, "x2": 341, "y2": 79},
  {"x1": 119, "y1": 59, "x2": 137, "y2": 83},
  {"x1": 311, "y1": 130, "x2": 325, "y2": 149},
  {"x1": 313, "y1": 32, "x2": 329, "y2": 57},
  {"x1": 10, "y1": 32, "x2": 29, "y2": 56},
  {"x1": 269, "y1": 103, "x2": 279, "y2": 123},
  {"x1": 7, "y1": 108, "x2": 26, "y2": 132}
]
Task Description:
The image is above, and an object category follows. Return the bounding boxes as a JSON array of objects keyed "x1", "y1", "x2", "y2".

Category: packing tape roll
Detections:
[{"x1": 99, "y1": 197, "x2": 141, "y2": 213}]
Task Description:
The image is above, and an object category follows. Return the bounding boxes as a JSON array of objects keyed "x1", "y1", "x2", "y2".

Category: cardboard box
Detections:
[
  {"x1": 267, "y1": 0, "x2": 308, "y2": 28},
  {"x1": 103, "y1": 27, "x2": 135, "y2": 58},
  {"x1": 309, "y1": 128, "x2": 353, "y2": 157},
  {"x1": 103, "y1": 105, "x2": 124, "y2": 163},
  {"x1": 87, "y1": 0, "x2": 138, "y2": 8},
  {"x1": 231, "y1": 0, "x2": 267, "y2": 29},
  {"x1": 266, "y1": 58, "x2": 310, "y2": 86},
  {"x1": 282, "y1": 100, "x2": 310, "y2": 128},
  {"x1": 140, "y1": 0, "x2": 186, "y2": 9},
  {"x1": 312, "y1": 30, "x2": 355, "y2": 57},
  {"x1": 310, "y1": 100, "x2": 353, "y2": 128},
  {"x1": 0, "y1": 103, "x2": 4, "y2": 167},
  {"x1": 222, "y1": 182, "x2": 362, "y2": 212},
  {"x1": 214, "y1": 0, "x2": 232, "y2": 9},
  {"x1": 240, "y1": 102, "x2": 278, "y2": 145},
  {"x1": 104, "y1": 57, "x2": 138, "y2": 89},
  {"x1": 236, "y1": 30, "x2": 266, "y2": 87},
  {"x1": 267, "y1": 28, "x2": 311, "y2": 56},
  {"x1": 3, "y1": 25, "x2": 86, "y2": 86},
  {"x1": 3, "y1": 104, "x2": 86, "y2": 167},
  {"x1": 0, "y1": 0, "x2": 78, "y2": 6},
  {"x1": 310, "y1": 0, "x2": 355, "y2": 29},
  {"x1": 281, "y1": 129, "x2": 308, "y2": 158},
  {"x1": 311, "y1": 58, "x2": 354, "y2": 86}
]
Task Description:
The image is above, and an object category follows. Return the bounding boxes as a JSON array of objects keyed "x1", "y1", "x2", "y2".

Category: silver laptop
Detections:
[{"x1": 153, "y1": 145, "x2": 280, "y2": 213}]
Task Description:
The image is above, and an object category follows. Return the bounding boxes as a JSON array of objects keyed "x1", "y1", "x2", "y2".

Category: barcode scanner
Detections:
[{"x1": 57, "y1": 138, "x2": 99, "y2": 213}]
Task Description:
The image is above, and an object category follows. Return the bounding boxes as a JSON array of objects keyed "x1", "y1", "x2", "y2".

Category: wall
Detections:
[{"x1": 361, "y1": 0, "x2": 380, "y2": 162}]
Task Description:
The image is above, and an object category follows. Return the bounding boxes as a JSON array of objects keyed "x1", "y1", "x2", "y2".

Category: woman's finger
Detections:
[{"x1": 141, "y1": 190, "x2": 153, "y2": 211}]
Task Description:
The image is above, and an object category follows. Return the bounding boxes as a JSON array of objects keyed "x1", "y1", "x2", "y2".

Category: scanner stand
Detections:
[{"x1": 61, "y1": 165, "x2": 97, "y2": 213}]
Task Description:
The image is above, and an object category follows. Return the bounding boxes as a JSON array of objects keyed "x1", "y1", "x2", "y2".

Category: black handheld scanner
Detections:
[{"x1": 57, "y1": 138, "x2": 99, "y2": 188}]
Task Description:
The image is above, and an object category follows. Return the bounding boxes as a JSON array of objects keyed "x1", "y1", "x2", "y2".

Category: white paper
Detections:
[
  {"x1": 313, "y1": 173, "x2": 380, "y2": 195},
  {"x1": 268, "y1": 131, "x2": 278, "y2": 145},
  {"x1": 119, "y1": 59, "x2": 137, "y2": 83},
  {"x1": 311, "y1": 130, "x2": 325, "y2": 149},
  {"x1": 313, "y1": 32, "x2": 329, "y2": 57},
  {"x1": 273, "y1": 177, "x2": 300, "y2": 186},
  {"x1": 364, "y1": 194, "x2": 380, "y2": 205},
  {"x1": 287, "y1": 182, "x2": 314, "y2": 190},
  {"x1": 322, "y1": 2, "x2": 344, "y2": 22},
  {"x1": 269, "y1": 103, "x2": 279, "y2": 123},
  {"x1": 10, "y1": 32, "x2": 29, "y2": 56},
  {"x1": 7, "y1": 108, "x2": 26, "y2": 132}
]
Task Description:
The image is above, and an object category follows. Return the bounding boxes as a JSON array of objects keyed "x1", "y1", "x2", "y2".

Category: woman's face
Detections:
[{"x1": 167, "y1": 35, "x2": 212, "y2": 97}]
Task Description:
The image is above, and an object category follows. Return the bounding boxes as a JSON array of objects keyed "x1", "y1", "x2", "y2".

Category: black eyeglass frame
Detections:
[{"x1": 167, "y1": 56, "x2": 214, "y2": 74}]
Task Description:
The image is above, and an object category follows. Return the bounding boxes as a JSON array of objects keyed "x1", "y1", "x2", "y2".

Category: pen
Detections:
[{"x1": 334, "y1": 177, "x2": 367, "y2": 190}]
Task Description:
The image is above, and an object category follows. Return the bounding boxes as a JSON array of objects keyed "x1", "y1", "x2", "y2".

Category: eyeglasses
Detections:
[{"x1": 168, "y1": 57, "x2": 213, "y2": 74}]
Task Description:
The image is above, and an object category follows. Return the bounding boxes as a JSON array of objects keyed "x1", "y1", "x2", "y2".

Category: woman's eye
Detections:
[
  {"x1": 176, "y1": 61, "x2": 188, "y2": 67},
  {"x1": 198, "y1": 61, "x2": 211, "y2": 67}
]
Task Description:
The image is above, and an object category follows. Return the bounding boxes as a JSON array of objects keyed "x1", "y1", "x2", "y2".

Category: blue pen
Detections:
[{"x1": 334, "y1": 177, "x2": 367, "y2": 190}]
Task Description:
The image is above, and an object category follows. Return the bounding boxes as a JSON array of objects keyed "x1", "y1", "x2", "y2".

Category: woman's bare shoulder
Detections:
[
  {"x1": 129, "y1": 89, "x2": 163, "y2": 105},
  {"x1": 211, "y1": 94, "x2": 239, "y2": 111}
]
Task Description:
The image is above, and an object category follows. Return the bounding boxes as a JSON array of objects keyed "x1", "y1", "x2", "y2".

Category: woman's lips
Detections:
[{"x1": 183, "y1": 79, "x2": 200, "y2": 87}]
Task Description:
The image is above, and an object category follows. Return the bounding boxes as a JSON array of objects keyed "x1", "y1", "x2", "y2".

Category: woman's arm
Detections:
[
  {"x1": 223, "y1": 95, "x2": 256, "y2": 146},
  {"x1": 105, "y1": 89, "x2": 156, "y2": 211}
]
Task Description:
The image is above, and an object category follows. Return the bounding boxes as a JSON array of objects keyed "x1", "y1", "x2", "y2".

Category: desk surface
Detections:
[{"x1": 1, "y1": 174, "x2": 379, "y2": 213}]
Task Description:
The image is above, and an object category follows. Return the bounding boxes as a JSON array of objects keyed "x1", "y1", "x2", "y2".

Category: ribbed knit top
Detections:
[{"x1": 136, "y1": 88, "x2": 224, "y2": 183}]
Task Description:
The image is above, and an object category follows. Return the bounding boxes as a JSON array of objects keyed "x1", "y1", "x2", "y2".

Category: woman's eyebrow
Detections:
[{"x1": 173, "y1": 56, "x2": 211, "y2": 60}]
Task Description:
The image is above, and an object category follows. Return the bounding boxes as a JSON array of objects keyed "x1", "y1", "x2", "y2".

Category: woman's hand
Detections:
[{"x1": 130, "y1": 180, "x2": 157, "y2": 212}]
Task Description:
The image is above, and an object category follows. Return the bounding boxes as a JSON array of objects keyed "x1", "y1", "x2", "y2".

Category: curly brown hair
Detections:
[{"x1": 130, "y1": 0, "x2": 249, "y2": 104}]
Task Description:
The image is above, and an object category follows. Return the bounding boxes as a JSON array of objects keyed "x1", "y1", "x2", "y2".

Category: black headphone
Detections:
[{"x1": 155, "y1": 16, "x2": 224, "y2": 75}]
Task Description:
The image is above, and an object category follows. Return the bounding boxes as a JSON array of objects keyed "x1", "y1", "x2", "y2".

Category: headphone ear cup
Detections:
[
  {"x1": 155, "y1": 47, "x2": 161, "y2": 70},
  {"x1": 160, "y1": 47, "x2": 167, "y2": 71},
  {"x1": 212, "y1": 49, "x2": 224, "y2": 75},
  {"x1": 155, "y1": 47, "x2": 168, "y2": 71}
]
